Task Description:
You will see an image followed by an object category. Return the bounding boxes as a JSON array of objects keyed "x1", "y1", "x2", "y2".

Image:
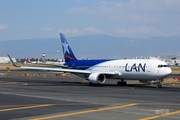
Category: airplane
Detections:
[{"x1": 8, "y1": 33, "x2": 172, "y2": 88}]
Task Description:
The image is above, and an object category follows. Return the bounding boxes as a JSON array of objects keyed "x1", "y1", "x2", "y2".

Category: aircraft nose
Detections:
[{"x1": 166, "y1": 68, "x2": 172, "y2": 76}]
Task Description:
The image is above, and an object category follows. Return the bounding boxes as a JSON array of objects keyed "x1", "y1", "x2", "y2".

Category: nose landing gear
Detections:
[{"x1": 156, "y1": 79, "x2": 162, "y2": 88}]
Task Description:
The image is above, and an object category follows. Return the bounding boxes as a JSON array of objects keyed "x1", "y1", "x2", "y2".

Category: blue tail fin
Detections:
[{"x1": 60, "y1": 33, "x2": 77, "y2": 63}]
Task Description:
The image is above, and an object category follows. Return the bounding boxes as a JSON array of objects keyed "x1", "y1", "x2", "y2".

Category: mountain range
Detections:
[{"x1": 0, "y1": 35, "x2": 180, "y2": 59}]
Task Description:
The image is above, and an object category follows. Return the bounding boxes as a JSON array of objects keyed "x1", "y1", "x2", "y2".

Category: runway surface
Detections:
[{"x1": 0, "y1": 71, "x2": 180, "y2": 120}]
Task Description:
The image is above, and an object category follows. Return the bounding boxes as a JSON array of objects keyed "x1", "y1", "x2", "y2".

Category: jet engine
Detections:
[{"x1": 88, "y1": 73, "x2": 106, "y2": 84}]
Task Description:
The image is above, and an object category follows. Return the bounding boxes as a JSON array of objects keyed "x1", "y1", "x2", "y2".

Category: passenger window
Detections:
[
  {"x1": 158, "y1": 65, "x2": 162, "y2": 68},
  {"x1": 158, "y1": 65, "x2": 169, "y2": 68}
]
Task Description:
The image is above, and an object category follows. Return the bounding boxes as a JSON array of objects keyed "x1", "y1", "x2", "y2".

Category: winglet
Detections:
[{"x1": 7, "y1": 54, "x2": 18, "y2": 67}]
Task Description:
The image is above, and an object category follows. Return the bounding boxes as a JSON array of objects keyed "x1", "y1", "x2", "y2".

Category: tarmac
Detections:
[{"x1": 0, "y1": 70, "x2": 180, "y2": 120}]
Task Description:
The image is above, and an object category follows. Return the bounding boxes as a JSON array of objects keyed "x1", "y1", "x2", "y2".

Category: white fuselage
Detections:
[{"x1": 87, "y1": 59, "x2": 172, "y2": 80}]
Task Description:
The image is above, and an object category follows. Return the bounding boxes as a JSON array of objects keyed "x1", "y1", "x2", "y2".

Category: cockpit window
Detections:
[{"x1": 158, "y1": 65, "x2": 169, "y2": 68}]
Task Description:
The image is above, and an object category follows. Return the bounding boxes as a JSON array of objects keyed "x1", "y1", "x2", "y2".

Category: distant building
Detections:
[
  {"x1": 0, "y1": 57, "x2": 17, "y2": 64},
  {"x1": 133, "y1": 56, "x2": 160, "y2": 60},
  {"x1": 162, "y1": 59, "x2": 180, "y2": 66}
]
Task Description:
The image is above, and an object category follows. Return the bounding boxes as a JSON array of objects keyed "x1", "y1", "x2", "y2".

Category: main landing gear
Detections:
[
  {"x1": 156, "y1": 79, "x2": 162, "y2": 88},
  {"x1": 117, "y1": 80, "x2": 127, "y2": 86},
  {"x1": 89, "y1": 82, "x2": 95, "y2": 86}
]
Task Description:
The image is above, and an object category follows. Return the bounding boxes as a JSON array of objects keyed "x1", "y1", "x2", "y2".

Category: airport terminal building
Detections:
[{"x1": 0, "y1": 57, "x2": 17, "y2": 64}]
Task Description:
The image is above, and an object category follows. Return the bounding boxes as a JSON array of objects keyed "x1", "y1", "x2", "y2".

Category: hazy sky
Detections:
[{"x1": 0, "y1": 0, "x2": 180, "y2": 41}]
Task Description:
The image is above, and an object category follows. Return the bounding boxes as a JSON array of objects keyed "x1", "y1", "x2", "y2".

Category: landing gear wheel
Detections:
[
  {"x1": 89, "y1": 82, "x2": 93, "y2": 86},
  {"x1": 89, "y1": 82, "x2": 98, "y2": 86},
  {"x1": 117, "y1": 81, "x2": 121, "y2": 86},
  {"x1": 156, "y1": 79, "x2": 162, "y2": 88},
  {"x1": 123, "y1": 81, "x2": 127, "y2": 86},
  {"x1": 117, "y1": 81, "x2": 127, "y2": 86},
  {"x1": 156, "y1": 84, "x2": 162, "y2": 88}
]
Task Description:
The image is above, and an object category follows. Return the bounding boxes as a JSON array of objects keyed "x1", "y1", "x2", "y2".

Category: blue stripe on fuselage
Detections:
[{"x1": 64, "y1": 59, "x2": 112, "y2": 70}]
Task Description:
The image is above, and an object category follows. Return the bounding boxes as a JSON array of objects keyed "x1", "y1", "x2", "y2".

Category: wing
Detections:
[
  {"x1": 7, "y1": 54, "x2": 90, "y2": 74},
  {"x1": 7, "y1": 54, "x2": 121, "y2": 76},
  {"x1": 20, "y1": 66, "x2": 91, "y2": 74},
  {"x1": 21, "y1": 66, "x2": 121, "y2": 75}
]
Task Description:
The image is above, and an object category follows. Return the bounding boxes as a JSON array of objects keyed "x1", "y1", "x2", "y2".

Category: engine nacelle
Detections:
[{"x1": 88, "y1": 73, "x2": 106, "y2": 84}]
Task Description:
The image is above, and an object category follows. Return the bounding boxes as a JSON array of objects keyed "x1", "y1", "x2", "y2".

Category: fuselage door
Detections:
[{"x1": 146, "y1": 63, "x2": 151, "y2": 72}]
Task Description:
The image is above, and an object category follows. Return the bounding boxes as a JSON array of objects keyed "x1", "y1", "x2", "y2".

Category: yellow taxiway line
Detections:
[
  {"x1": 139, "y1": 110, "x2": 180, "y2": 120},
  {"x1": 31, "y1": 103, "x2": 137, "y2": 120},
  {"x1": 0, "y1": 104, "x2": 54, "y2": 112},
  {"x1": 0, "y1": 80, "x2": 28, "y2": 85}
]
